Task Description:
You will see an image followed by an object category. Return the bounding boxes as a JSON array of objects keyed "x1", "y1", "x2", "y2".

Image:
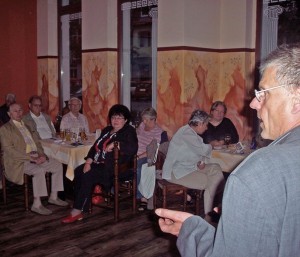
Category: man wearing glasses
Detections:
[
  {"x1": 155, "y1": 44, "x2": 300, "y2": 256},
  {"x1": 60, "y1": 97, "x2": 90, "y2": 133},
  {"x1": 23, "y1": 95, "x2": 56, "y2": 139}
]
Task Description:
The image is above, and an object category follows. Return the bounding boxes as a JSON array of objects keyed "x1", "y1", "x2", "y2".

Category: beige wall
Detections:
[
  {"x1": 82, "y1": 0, "x2": 117, "y2": 49},
  {"x1": 220, "y1": 0, "x2": 256, "y2": 48},
  {"x1": 37, "y1": 0, "x2": 57, "y2": 56},
  {"x1": 158, "y1": 0, "x2": 256, "y2": 49}
]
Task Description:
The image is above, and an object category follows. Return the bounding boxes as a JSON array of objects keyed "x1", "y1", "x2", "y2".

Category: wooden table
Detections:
[
  {"x1": 210, "y1": 146, "x2": 252, "y2": 173},
  {"x1": 40, "y1": 136, "x2": 94, "y2": 180}
]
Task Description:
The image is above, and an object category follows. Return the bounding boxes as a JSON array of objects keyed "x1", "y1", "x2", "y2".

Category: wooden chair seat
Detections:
[
  {"x1": 153, "y1": 149, "x2": 204, "y2": 215},
  {"x1": 154, "y1": 179, "x2": 203, "y2": 215}
]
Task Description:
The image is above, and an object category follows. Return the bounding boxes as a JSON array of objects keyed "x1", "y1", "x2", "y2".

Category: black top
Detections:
[
  {"x1": 202, "y1": 117, "x2": 239, "y2": 144},
  {"x1": 86, "y1": 123, "x2": 138, "y2": 167},
  {"x1": 0, "y1": 104, "x2": 10, "y2": 125}
]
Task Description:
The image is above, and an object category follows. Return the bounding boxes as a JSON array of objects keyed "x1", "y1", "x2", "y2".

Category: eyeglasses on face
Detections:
[
  {"x1": 32, "y1": 103, "x2": 42, "y2": 107},
  {"x1": 254, "y1": 84, "x2": 290, "y2": 102},
  {"x1": 111, "y1": 116, "x2": 125, "y2": 121}
]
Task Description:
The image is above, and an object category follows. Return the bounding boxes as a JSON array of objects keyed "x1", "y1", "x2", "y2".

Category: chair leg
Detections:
[
  {"x1": 183, "y1": 189, "x2": 187, "y2": 211},
  {"x1": 195, "y1": 190, "x2": 202, "y2": 215},
  {"x1": 162, "y1": 186, "x2": 167, "y2": 209},
  {"x1": 46, "y1": 173, "x2": 51, "y2": 195},
  {"x1": 2, "y1": 173, "x2": 6, "y2": 205},
  {"x1": 24, "y1": 174, "x2": 29, "y2": 211}
]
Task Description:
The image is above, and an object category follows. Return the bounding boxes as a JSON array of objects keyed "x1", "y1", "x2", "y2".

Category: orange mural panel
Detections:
[
  {"x1": 157, "y1": 50, "x2": 255, "y2": 141},
  {"x1": 38, "y1": 58, "x2": 59, "y2": 123},
  {"x1": 82, "y1": 52, "x2": 118, "y2": 132}
]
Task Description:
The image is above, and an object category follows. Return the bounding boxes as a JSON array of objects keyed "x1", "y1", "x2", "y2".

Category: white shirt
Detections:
[
  {"x1": 30, "y1": 112, "x2": 54, "y2": 139},
  {"x1": 60, "y1": 112, "x2": 90, "y2": 133}
]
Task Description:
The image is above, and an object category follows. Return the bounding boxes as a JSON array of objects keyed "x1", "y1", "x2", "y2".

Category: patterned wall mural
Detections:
[
  {"x1": 157, "y1": 50, "x2": 255, "y2": 141},
  {"x1": 82, "y1": 51, "x2": 118, "y2": 132},
  {"x1": 38, "y1": 58, "x2": 59, "y2": 122}
]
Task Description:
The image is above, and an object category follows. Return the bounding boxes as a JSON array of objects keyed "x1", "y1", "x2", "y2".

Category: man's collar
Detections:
[
  {"x1": 69, "y1": 112, "x2": 79, "y2": 118},
  {"x1": 30, "y1": 111, "x2": 41, "y2": 118},
  {"x1": 12, "y1": 119, "x2": 23, "y2": 126}
]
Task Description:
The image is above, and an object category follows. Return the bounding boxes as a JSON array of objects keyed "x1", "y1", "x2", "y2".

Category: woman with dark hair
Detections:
[
  {"x1": 61, "y1": 104, "x2": 138, "y2": 223},
  {"x1": 202, "y1": 101, "x2": 239, "y2": 147}
]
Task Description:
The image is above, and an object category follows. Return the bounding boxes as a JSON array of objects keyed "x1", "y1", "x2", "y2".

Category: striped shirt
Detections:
[{"x1": 136, "y1": 122, "x2": 164, "y2": 155}]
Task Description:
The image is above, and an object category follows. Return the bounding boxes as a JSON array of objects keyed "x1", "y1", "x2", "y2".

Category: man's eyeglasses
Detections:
[
  {"x1": 254, "y1": 84, "x2": 289, "y2": 102},
  {"x1": 32, "y1": 104, "x2": 42, "y2": 107}
]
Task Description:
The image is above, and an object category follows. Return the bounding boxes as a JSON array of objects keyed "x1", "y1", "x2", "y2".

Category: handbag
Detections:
[
  {"x1": 138, "y1": 141, "x2": 160, "y2": 199},
  {"x1": 138, "y1": 164, "x2": 156, "y2": 199}
]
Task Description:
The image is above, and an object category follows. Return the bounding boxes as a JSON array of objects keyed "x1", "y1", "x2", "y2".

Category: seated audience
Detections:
[
  {"x1": 155, "y1": 43, "x2": 300, "y2": 257},
  {"x1": 136, "y1": 107, "x2": 168, "y2": 210},
  {"x1": 0, "y1": 103, "x2": 68, "y2": 215},
  {"x1": 0, "y1": 93, "x2": 16, "y2": 125},
  {"x1": 61, "y1": 104, "x2": 138, "y2": 224},
  {"x1": 22, "y1": 95, "x2": 56, "y2": 139},
  {"x1": 202, "y1": 101, "x2": 239, "y2": 147},
  {"x1": 60, "y1": 97, "x2": 90, "y2": 133},
  {"x1": 162, "y1": 110, "x2": 224, "y2": 215}
]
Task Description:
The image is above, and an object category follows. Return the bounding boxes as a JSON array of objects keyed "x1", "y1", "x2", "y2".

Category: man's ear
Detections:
[{"x1": 292, "y1": 101, "x2": 300, "y2": 114}]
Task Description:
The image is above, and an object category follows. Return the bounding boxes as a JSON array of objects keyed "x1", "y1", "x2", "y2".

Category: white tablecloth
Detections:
[{"x1": 41, "y1": 137, "x2": 94, "y2": 180}]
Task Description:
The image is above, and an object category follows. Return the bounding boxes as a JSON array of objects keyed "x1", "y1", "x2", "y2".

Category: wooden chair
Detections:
[
  {"x1": 91, "y1": 141, "x2": 137, "y2": 222},
  {"x1": 153, "y1": 149, "x2": 204, "y2": 215},
  {"x1": 1, "y1": 149, "x2": 51, "y2": 210}
]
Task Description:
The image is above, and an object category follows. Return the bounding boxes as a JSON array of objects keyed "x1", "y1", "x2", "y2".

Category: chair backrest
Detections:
[
  {"x1": 113, "y1": 141, "x2": 137, "y2": 221},
  {"x1": 155, "y1": 141, "x2": 169, "y2": 170}
]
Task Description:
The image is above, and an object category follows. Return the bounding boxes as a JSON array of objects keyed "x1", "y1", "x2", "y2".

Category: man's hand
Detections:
[
  {"x1": 155, "y1": 208, "x2": 193, "y2": 236},
  {"x1": 35, "y1": 155, "x2": 46, "y2": 164}
]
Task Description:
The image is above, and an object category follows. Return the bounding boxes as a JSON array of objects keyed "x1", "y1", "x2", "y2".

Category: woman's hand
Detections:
[
  {"x1": 83, "y1": 163, "x2": 91, "y2": 173},
  {"x1": 210, "y1": 140, "x2": 224, "y2": 147},
  {"x1": 105, "y1": 142, "x2": 117, "y2": 152},
  {"x1": 155, "y1": 208, "x2": 193, "y2": 236}
]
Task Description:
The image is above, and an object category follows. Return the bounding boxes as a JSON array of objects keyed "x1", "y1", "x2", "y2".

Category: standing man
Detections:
[
  {"x1": 0, "y1": 93, "x2": 16, "y2": 125},
  {"x1": 60, "y1": 97, "x2": 90, "y2": 133},
  {"x1": 23, "y1": 95, "x2": 56, "y2": 139},
  {"x1": 156, "y1": 44, "x2": 300, "y2": 256},
  {"x1": 0, "y1": 103, "x2": 68, "y2": 215}
]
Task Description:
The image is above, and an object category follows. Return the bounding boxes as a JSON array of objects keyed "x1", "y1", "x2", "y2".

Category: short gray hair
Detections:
[
  {"x1": 141, "y1": 107, "x2": 157, "y2": 120},
  {"x1": 68, "y1": 97, "x2": 82, "y2": 106},
  {"x1": 188, "y1": 110, "x2": 210, "y2": 126},
  {"x1": 260, "y1": 44, "x2": 300, "y2": 93}
]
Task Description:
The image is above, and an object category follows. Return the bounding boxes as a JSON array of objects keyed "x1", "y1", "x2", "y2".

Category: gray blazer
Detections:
[
  {"x1": 22, "y1": 112, "x2": 56, "y2": 139},
  {"x1": 177, "y1": 125, "x2": 300, "y2": 257},
  {"x1": 162, "y1": 124, "x2": 212, "y2": 180}
]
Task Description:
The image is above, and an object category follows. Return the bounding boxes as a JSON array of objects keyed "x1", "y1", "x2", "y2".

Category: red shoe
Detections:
[{"x1": 61, "y1": 213, "x2": 83, "y2": 224}]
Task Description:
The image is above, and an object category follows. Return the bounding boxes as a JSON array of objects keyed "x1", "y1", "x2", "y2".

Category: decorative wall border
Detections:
[{"x1": 158, "y1": 46, "x2": 255, "y2": 53}]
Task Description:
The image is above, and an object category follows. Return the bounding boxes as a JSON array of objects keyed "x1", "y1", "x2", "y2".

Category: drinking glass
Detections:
[
  {"x1": 65, "y1": 129, "x2": 71, "y2": 141},
  {"x1": 224, "y1": 134, "x2": 231, "y2": 148},
  {"x1": 60, "y1": 129, "x2": 66, "y2": 140}
]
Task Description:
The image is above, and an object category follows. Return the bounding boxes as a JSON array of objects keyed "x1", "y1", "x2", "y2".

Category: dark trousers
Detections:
[{"x1": 73, "y1": 163, "x2": 112, "y2": 212}]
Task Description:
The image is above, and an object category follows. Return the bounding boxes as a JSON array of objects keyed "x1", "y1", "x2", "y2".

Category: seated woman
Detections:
[
  {"x1": 61, "y1": 104, "x2": 138, "y2": 223},
  {"x1": 202, "y1": 101, "x2": 239, "y2": 147},
  {"x1": 162, "y1": 110, "x2": 224, "y2": 215},
  {"x1": 136, "y1": 107, "x2": 168, "y2": 210}
]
